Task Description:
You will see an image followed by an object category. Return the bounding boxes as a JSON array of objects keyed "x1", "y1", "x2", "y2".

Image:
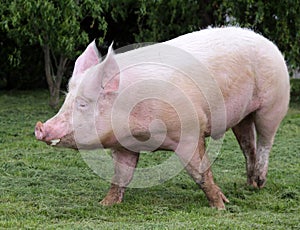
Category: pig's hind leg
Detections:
[
  {"x1": 232, "y1": 114, "x2": 257, "y2": 186},
  {"x1": 100, "y1": 149, "x2": 139, "y2": 206},
  {"x1": 233, "y1": 109, "x2": 286, "y2": 188},
  {"x1": 252, "y1": 106, "x2": 286, "y2": 188}
]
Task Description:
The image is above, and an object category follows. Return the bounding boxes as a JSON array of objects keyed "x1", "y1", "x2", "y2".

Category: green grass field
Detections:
[{"x1": 0, "y1": 91, "x2": 299, "y2": 229}]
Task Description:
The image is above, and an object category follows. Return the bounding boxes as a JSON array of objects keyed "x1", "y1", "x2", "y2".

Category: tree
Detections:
[
  {"x1": 1, "y1": 0, "x2": 108, "y2": 108},
  {"x1": 109, "y1": 0, "x2": 217, "y2": 43},
  {"x1": 215, "y1": 0, "x2": 300, "y2": 73}
]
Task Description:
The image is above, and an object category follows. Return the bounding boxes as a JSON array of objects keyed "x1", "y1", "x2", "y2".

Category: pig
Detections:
[{"x1": 35, "y1": 27, "x2": 290, "y2": 209}]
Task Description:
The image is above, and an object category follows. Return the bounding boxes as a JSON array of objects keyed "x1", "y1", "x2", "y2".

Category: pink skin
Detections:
[
  {"x1": 35, "y1": 114, "x2": 69, "y2": 143},
  {"x1": 35, "y1": 27, "x2": 290, "y2": 209}
]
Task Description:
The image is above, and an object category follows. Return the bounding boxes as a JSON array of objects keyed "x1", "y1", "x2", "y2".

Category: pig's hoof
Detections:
[
  {"x1": 99, "y1": 196, "x2": 122, "y2": 206},
  {"x1": 209, "y1": 191, "x2": 229, "y2": 210},
  {"x1": 247, "y1": 176, "x2": 266, "y2": 189}
]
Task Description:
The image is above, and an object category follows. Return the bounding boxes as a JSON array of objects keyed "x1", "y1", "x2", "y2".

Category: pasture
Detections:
[{"x1": 0, "y1": 91, "x2": 299, "y2": 229}]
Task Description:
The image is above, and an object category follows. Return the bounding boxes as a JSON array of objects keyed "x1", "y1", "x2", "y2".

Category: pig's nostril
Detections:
[
  {"x1": 35, "y1": 121, "x2": 45, "y2": 140},
  {"x1": 36, "y1": 121, "x2": 43, "y2": 127},
  {"x1": 35, "y1": 121, "x2": 43, "y2": 132}
]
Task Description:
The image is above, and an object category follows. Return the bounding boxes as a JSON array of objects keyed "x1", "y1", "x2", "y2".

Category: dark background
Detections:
[{"x1": 0, "y1": 0, "x2": 299, "y2": 93}]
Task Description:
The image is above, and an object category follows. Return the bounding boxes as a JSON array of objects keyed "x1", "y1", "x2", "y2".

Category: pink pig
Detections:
[{"x1": 35, "y1": 27, "x2": 290, "y2": 209}]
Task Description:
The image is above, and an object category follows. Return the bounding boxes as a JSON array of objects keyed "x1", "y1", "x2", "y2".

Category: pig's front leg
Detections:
[
  {"x1": 100, "y1": 149, "x2": 139, "y2": 206},
  {"x1": 176, "y1": 137, "x2": 229, "y2": 209}
]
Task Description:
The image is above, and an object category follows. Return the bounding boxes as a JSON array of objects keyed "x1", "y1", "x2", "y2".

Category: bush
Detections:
[{"x1": 290, "y1": 78, "x2": 300, "y2": 101}]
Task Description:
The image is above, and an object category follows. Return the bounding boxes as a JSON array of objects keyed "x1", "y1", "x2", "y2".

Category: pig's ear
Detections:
[
  {"x1": 73, "y1": 40, "x2": 101, "y2": 76},
  {"x1": 100, "y1": 43, "x2": 120, "y2": 92}
]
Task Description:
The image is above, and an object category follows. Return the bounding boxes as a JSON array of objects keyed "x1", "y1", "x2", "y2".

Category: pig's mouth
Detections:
[
  {"x1": 44, "y1": 133, "x2": 78, "y2": 149},
  {"x1": 49, "y1": 139, "x2": 61, "y2": 146}
]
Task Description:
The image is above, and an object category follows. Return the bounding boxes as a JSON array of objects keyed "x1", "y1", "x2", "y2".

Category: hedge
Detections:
[{"x1": 290, "y1": 78, "x2": 300, "y2": 101}]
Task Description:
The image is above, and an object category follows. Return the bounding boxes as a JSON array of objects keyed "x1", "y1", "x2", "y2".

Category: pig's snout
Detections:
[
  {"x1": 35, "y1": 120, "x2": 67, "y2": 146},
  {"x1": 35, "y1": 121, "x2": 45, "y2": 140}
]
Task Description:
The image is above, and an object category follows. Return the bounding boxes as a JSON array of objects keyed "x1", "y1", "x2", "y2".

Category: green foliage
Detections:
[
  {"x1": 0, "y1": 31, "x2": 45, "y2": 90},
  {"x1": 1, "y1": 0, "x2": 299, "y2": 92},
  {"x1": 109, "y1": 0, "x2": 299, "y2": 74},
  {"x1": 134, "y1": 0, "x2": 202, "y2": 42},
  {"x1": 1, "y1": 0, "x2": 108, "y2": 58},
  {"x1": 216, "y1": 0, "x2": 300, "y2": 70},
  {"x1": 290, "y1": 78, "x2": 300, "y2": 101},
  {"x1": 109, "y1": 0, "x2": 216, "y2": 43},
  {"x1": 0, "y1": 90, "x2": 299, "y2": 228},
  {"x1": 1, "y1": 0, "x2": 109, "y2": 107}
]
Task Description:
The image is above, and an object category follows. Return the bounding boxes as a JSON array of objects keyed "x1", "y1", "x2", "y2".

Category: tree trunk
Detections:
[{"x1": 43, "y1": 45, "x2": 68, "y2": 109}]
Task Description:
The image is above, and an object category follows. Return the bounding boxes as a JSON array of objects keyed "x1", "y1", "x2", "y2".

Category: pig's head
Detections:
[{"x1": 35, "y1": 41, "x2": 120, "y2": 150}]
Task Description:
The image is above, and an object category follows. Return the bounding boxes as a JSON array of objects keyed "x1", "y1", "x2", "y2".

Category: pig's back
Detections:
[
  {"x1": 164, "y1": 27, "x2": 288, "y2": 85},
  {"x1": 118, "y1": 26, "x2": 287, "y2": 86}
]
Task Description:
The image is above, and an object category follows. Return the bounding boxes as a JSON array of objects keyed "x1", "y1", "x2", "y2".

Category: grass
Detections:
[{"x1": 0, "y1": 90, "x2": 299, "y2": 229}]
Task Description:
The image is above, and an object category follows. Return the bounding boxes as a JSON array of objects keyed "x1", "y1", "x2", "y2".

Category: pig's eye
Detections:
[{"x1": 75, "y1": 98, "x2": 89, "y2": 110}]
